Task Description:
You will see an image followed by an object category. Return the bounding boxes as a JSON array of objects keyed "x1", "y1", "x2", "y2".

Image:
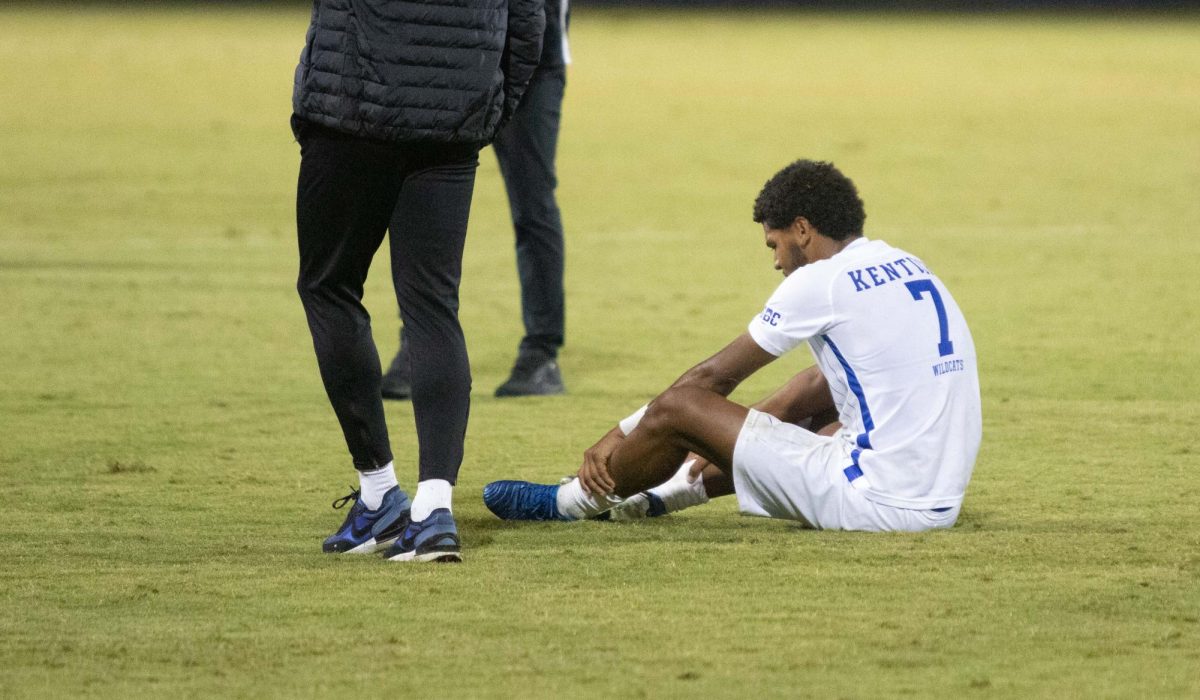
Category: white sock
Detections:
[
  {"x1": 359, "y1": 462, "x2": 398, "y2": 510},
  {"x1": 411, "y1": 479, "x2": 453, "y2": 522},
  {"x1": 555, "y1": 478, "x2": 623, "y2": 520},
  {"x1": 646, "y1": 459, "x2": 710, "y2": 514}
]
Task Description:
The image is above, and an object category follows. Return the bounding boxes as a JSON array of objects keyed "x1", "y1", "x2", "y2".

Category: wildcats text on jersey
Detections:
[
  {"x1": 932, "y1": 358, "x2": 965, "y2": 376},
  {"x1": 847, "y1": 257, "x2": 931, "y2": 292}
]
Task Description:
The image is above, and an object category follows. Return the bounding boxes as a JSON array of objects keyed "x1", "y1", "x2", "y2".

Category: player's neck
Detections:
[{"x1": 808, "y1": 234, "x2": 862, "y2": 263}]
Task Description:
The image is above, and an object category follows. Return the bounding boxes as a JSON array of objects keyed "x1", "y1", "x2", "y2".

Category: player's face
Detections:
[{"x1": 763, "y1": 223, "x2": 806, "y2": 276}]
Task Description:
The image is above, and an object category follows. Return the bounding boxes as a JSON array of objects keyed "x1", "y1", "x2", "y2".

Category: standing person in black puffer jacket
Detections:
[{"x1": 292, "y1": 0, "x2": 545, "y2": 564}]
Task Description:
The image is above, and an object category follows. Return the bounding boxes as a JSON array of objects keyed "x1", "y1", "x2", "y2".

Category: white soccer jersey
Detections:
[{"x1": 747, "y1": 237, "x2": 981, "y2": 510}]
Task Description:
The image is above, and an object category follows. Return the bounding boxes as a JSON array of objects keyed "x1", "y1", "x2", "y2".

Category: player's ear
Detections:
[{"x1": 791, "y1": 216, "x2": 813, "y2": 242}]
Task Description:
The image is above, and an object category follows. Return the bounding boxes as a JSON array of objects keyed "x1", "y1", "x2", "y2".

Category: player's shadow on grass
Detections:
[
  {"x1": 459, "y1": 512, "x2": 814, "y2": 550},
  {"x1": 461, "y1": 506, "x2": 988, "y2": 550}
]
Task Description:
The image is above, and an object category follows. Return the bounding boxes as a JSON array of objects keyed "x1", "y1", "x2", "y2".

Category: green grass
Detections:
[{"x1": 2, "y1": 5, "x2": 1199, "y2": 698}]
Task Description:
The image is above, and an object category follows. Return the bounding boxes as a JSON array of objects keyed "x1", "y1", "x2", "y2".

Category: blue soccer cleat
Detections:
[
  {"x1": 482, "y1": 480, "x2": 573, "y2": 521},
  {"x1": 383, "y1": 508, "x2": 462, "y2": 563},
  {"x1": 322, "y1": 485, "x2": 411, "y2": 554}
]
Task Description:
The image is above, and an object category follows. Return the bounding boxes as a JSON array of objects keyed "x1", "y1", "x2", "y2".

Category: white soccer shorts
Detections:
[{"x1": 731, "y1": 409, "x2": 960, "y2": 532}]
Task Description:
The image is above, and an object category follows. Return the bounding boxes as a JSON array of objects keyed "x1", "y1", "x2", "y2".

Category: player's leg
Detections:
[
  {"x1": 294, "y1": 118, "x2": 411, "y2": 553},
  {"x1": 493, "y1": 65, "x2": 568, "y2": 396},
  {"x1": 732, "y1": 411, "x2": 959, "y2": 532},
  {"x1": 606, "y1": 386, "x2": 747, "y2": 496},
  {"x1": 617, "y1": 408, "x2": 840, "y2": 517},
  {"x1": 610, "y1": 367, "x2": 842, "y2": 519},
  {"x1": 380, "y1": 142, "x2": 480, "y2": 563},
  {"x1": 623, "y1": 405, "x2": 844, "y2": 525},
  {"x1": 484, "y1": 386, "x2": 749, "y2": 521},
  {"x1": 549, "y1": 386, "x2": 742, "y2": 516},
  {"x1": 605, "y1": 457, "x2": 719, "y2": 521}
]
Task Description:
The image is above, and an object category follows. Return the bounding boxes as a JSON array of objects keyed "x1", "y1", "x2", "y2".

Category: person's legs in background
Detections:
[
  {"x1": 493, "y1": 65, "x2": 568, "y2": 397},
  {"x1": 380, "y1": 325, "x2": 413, "y2": 400}
]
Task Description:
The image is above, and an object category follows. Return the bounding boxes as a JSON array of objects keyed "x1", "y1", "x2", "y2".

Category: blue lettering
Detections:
[
  {"x1": 761, "y1": 308, "x2": 782, "y2": 326},
  {"x1": 848, "y1": 270, "x2": 871, "y2": 292},
  {"x1": 849, "y1": 262, "x2": 929, "y2": 292},
  {"x1": 907, "y1": 256, "x2": 930, "y2": 274},
  {"x1": 931, "y1": 359, "x2": 965, "y2": 376}
]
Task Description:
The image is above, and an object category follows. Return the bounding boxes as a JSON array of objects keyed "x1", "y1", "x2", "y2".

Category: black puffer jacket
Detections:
[{"x1": 292, "y1": 0, "x2": 546, "y2": 144}]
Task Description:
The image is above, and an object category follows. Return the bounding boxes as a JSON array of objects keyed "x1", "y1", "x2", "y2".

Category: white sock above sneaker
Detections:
[
  {"x1": 646, "y1": 459, "x2": 710, "y2": 513},
  {"x1": 411, "y1": 479, "x2": 452, "y2": 522},
  {"x1": 359, "y1": 462, "x2": 398, "y2": 510},
  {"x1": 555, "y1": 478, "x2": 623, "y2": 520}
]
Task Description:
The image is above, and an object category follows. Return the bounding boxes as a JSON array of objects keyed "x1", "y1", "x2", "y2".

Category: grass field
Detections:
[{"x1": 1, "y1": 4, "x2": 1198, "y2": 698}]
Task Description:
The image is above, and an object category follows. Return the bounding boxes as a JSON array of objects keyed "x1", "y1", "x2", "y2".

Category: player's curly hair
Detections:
[{"x1": 752, "y1": 160, "x2": 866, "y2": 240}]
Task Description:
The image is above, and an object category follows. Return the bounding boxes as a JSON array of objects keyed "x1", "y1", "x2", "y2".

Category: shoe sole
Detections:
[
  {"x1": 339, "y1": 534, "x2": 403, "y2": 555},
  {"x1": 385, "y1": 549, "x2": 462, "y2": 563}
]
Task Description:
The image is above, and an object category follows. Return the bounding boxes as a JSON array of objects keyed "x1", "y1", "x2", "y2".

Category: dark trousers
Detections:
[
  {"x1": 294, "y1": 117, "x2": 479, "y2": 482},
  {"x1": 492, "y1": 65, "x2": 567, "y2": 357}
]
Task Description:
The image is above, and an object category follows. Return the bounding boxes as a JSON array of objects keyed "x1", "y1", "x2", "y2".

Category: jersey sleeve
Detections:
[{"x1": 747, "y1": 266, "x2": 838, "y2": 357}]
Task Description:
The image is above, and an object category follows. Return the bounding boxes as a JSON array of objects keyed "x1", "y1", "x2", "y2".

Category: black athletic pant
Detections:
[
  {"x1": 294, "y1": 117, "x2": 479, "y2": 482},
  {"x1": 492, "y1": 65, "x2": 567, "y2": 357}
]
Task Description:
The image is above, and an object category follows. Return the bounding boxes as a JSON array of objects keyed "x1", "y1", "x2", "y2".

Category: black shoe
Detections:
[
  {"x1": 494, "y1": 353, "x2": 565, "y2": 397},
  {"x1": 381, "y1": 343, "x2": 412, "y2": 400}
]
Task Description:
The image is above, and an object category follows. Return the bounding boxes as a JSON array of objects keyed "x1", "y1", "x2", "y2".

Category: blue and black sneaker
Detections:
[
  {"x1": 482, "y1": 480, "x2": 573, "y2": 521},
  {"x1": 322, "y1": 485, "x2": 411, "y2": 554},
  {"x1": 383, "y1": 508, "x2": 462, "y2": 563}
]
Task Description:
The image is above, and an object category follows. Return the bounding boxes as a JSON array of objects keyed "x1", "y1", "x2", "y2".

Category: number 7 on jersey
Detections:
[{"x1": 905, "y1": 279, "x2": 954, "y2": 357}]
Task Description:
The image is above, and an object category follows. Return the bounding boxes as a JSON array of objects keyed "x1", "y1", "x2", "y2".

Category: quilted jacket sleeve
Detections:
[{"x1": 500, "y1": 0, "x2": 546, "y2": 125}]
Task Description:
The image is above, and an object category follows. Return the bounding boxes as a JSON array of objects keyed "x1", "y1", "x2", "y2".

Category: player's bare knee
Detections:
[{"x1": 644, "y1": 387, "x2": 703, "y2": 435}]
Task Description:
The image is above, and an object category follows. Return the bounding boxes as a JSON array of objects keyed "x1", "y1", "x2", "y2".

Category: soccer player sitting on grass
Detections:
[{"x1": 484, "y1": 160, "x2": 981, "y2": 532}]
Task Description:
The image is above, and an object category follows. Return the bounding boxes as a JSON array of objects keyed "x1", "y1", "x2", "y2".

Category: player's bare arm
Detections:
[{"x1": 665, "y1": 332, "x2": 778, "y2": 395}]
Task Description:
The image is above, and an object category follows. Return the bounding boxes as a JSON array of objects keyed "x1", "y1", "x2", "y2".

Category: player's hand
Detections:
[
  {"x1": 685, "y1": 454, "x2": 710, "y2": 483},
  {"x1": 578, "y1": 427, "x2": 622, "y2": 495}
]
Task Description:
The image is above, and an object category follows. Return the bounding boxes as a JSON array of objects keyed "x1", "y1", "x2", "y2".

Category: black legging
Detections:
[{"x1": 294, "y1": 117, "x2": 479, "y2": 483}]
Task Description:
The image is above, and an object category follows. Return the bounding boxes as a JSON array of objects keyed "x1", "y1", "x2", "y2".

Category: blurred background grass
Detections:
[{"x1": 0, "y1": 4, "x2": 1197, "y2": 698}]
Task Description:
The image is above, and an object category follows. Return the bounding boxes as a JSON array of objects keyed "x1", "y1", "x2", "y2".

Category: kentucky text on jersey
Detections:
[{"x1": 846, "y1": 257, "x2": 931, "y2": 292}]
